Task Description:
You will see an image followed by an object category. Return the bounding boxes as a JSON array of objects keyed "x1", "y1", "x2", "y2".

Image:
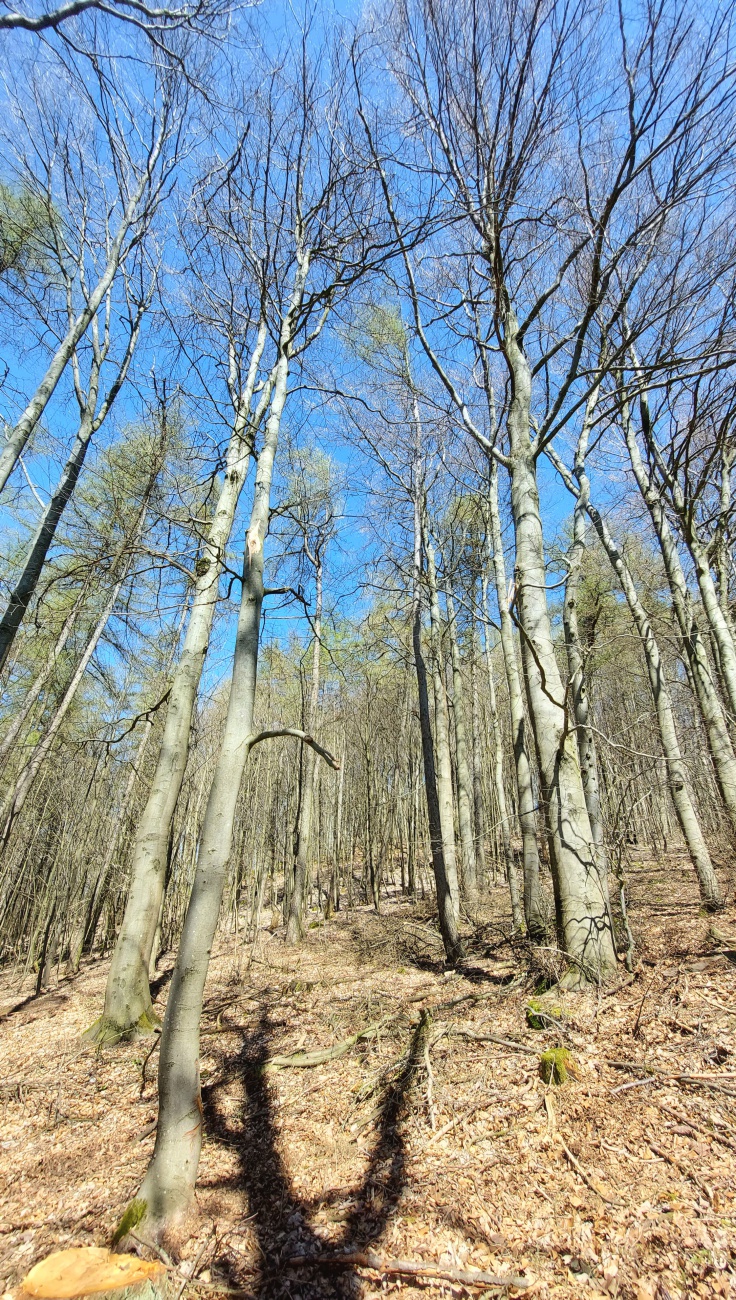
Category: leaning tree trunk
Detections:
[
  {"x1": 137, "y1": 267, "x2": 307, "y2": 1236},
  {"x1": 0, "y1": 488, "x2": 152, "y2": 852},
  {"x1": 286, "y1": 555, "x2": 323, "y2": 942},
  {"x1": 623, "y1": 401, "x2": 736, "y2": 836},
  {"x1": 94, "y1": 323, "x2": 268, "y2": 1042},
  {"x1": 503, "y1": 316, "x2": 616, "y2": 982},
  {"x1": 485, "y1": 460, "x2": 546, "y2": 940},
  {"x1": 577, "y1": 476, "x2": 722, "y2": 910},
  {"x1": 446, "y1": 588, "x2": 478, "y2": 902}
]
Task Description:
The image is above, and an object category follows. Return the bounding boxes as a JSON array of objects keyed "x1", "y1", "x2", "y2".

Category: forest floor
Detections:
[{"x1": 1, "y1": 852, "x2": 735, "y2": 1300}]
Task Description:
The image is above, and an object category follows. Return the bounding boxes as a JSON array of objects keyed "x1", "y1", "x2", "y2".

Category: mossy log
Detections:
[{"x1": 20, "y1": 1247, "x2": 172, "y2": 1300}]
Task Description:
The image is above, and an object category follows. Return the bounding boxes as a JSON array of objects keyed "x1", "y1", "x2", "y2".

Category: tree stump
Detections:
[{"x1": 20, "y1": 1247, "x2": 172, "y2": 1300}]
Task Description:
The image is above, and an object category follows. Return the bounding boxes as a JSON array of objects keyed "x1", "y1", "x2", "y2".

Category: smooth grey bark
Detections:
[
  {"x1": 424, "y1": 527, "x2": 461, "y2": 926},
  {"x1": 481, "y1": 577, "x2": 524, "y2": 929},
  {"x1": 469, "y1": 636, "x2": 486, "y2": 884},
  {"x1": 622, "y1": 395, "x2": 736, "y2": 837},
  {"x1": 408, "y1": 402, "x2": 461, "y2": 959},
  {"x1": 550, "y1": 448, "x2": 722, "y2": 910},
  {"x1": 0, "y1": 304, "x2": 144, "y2": 671},
  {"x1": 563, "y1": 391, "x2": 608, "y2": 884},
  {"x1": 445, "y1": 588, "x2": 478, "y2": 902},
  {"x1": 503, "y1": 317, "x2": 616, "y2": 981},
  {"x1": 0, "y1": 128, "x2": 167, "y2": 496},
  {"x1": 97, "y1": 322, "x2": 268, "y2": 1040},
  {"x1": 286, "y1": 552, "x2": 322, "y2": 942},
  {"x1": 484, "y1": 461, "x2": 546, "y2": 939},
  {"x1": 138, "y1": 268, "x2": 304, "y2": 1231}
]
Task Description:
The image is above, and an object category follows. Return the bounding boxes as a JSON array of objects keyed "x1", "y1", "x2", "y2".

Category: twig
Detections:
[
  {"x1": 657, "y1": 1103, "x2": 736, "y2": 1153},
  {"x1": 282, "y1": 1250, "x2": 532, "y2": 1289},
  {"x1": 176, "y1": 1234, "x2": 212, "y2": 1300},
  {"x1": 453, "y1": 1028, "x2": 538, "y2": 1056},
  {"x1": 558, "y1": 1134, "x2": 622, "y2": 1205},
  {"x1": 695, "y1": 993, "x2": 736, "y2": 1016},
  {"x1": 647, "y1": 1137, "x2": 713, "y2": 1201},
  {"x1": 610, "y1": 1076, "x2": 657, "y2": 1095}
]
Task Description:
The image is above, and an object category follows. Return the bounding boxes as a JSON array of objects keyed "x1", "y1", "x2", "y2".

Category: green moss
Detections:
[
  {"x1": 539, "y1": 1047, "x2": 571, "y2": 1085},
  {"x1": 111, "y1": 1197, "x2": 147, "y2": 1246},
  {"x1": 83, "y1": 1009, "x2": 160, "y2": 1046},
  {"x1": 525, "y1": 999, "x2": 563, "y2": 1030}
]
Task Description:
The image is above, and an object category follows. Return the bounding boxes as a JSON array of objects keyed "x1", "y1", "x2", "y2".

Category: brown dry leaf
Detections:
[{"x1": 21, "y1": 1247, "x2": 165, "y2": 1298}]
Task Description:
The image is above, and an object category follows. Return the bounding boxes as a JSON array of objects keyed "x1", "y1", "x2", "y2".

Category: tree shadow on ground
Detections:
[{"x1": 202, "y1": 999, "x2": 429, "y2": 1297}]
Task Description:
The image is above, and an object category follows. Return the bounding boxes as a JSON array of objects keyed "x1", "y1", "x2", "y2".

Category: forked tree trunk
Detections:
[
  {"x1": 484, "y1": 461, "x2": 546, "y2": 939},
  {"x1": 138, "y1": 266, "x2": 306, "y2": 1235},
  {"x1": 95, "y1": 323, "x2": 268, "y2": 1042},
  {"x1": 503, "y1": 318, "x2": 616, "y2": 982}
]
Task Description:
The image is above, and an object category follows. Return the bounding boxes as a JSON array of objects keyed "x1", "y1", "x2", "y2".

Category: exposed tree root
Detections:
[{"x1": 84, "y1": 1010, "x2": 161, "y2": 1046}]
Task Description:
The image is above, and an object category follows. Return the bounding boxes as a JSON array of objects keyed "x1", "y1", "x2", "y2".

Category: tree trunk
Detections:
[
  {"x1": 484, "y1": 460, "x2": 546, "y2": 939},
  {"x1": 579, "y1": 478, "x2": 722, "y2": 910},
  {"x1": 446, "y1": 588, "x2": 478, "y2": 902},
  {"x1": 138, "y1": 267, "x2": 306, "y2": 1235},
  {"x1": 481, "y1": 579, "x2": 524, "y2": 929},
  {"x1": 503, "y1": 317, "x2": 616, "y2": 981},
  {"x1": 286, "y1": 555, "x2": 322, "y2": 942},
  {"x1": 96, "y1": 323, "x2": 268, "y2": 1041},
  {"x1": 424, "y1": 528, "x2": 461, "y2": 925},
  {"x1": 623, "y1": 400, "x2": 736, "y2": 837}
]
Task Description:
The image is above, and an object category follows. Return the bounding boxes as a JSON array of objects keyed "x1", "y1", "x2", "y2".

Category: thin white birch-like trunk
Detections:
[
  {"x1": 66, "y1": 715, "x2": 155, "y2": 973},
  {"x1": 0, "y1": 301, "x2": 144, "y2": 669},
  {"x1": 446, "y1": 588, "x2": 478, "y2": 901},
  {"x1": 0, "y1": 583, "x2": 89, "y2": 771},
  {"x1": 563, "y1": 388, "x2": 609, "y2": 888},
  {"x1": 95, "y1": 323, "x2": 269, "y2": 1040},
  {"x1": 0, "y1": 127, "x2": 167, "y2": 496}
]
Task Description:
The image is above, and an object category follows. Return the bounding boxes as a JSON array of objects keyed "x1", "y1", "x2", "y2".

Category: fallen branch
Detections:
[
  {"x1": 262, "y1": 1018, "x2": 388, "y2": 1071},
  {"x1": 454, "y1": 1028, "x2": 538, "y2": 1056},
  {"x1": 245, "y1": 728, "x2": 340, "y2": 770},
  {"x1": 604, "y1": 1058, "x2": 736, "y2": 1097},
  {"x1": 282, "y1": 1250, "x2": 532, "y2": 1289}
]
